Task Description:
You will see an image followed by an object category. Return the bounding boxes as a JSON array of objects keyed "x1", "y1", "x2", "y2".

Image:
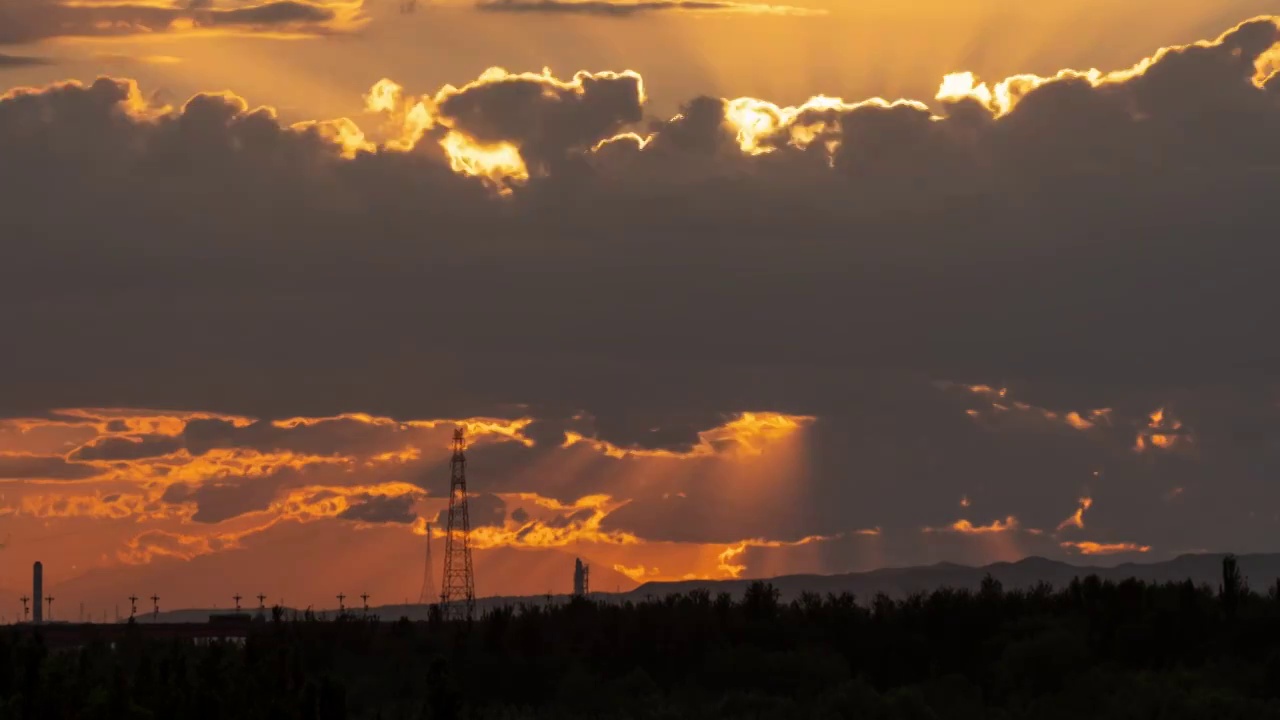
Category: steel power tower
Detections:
[
  {"x1": 418, "y1": 521, "x2": 435, "y2": 604},
  {"x1": 439, "y1": 428, "x2": 475, "y2": 619}
]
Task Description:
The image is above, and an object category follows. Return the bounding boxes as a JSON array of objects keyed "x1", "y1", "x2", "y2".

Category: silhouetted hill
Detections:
[
  {"x1": 628, "y1": 553, "x2": 1280, "y2": 602},
  {"x1": 70, "y1": 553, "x2": 1280, "y2": 623}
]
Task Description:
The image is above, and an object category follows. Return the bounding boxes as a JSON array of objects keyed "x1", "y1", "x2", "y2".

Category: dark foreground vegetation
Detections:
[{"x1": 5, "y1": 556, "x2": 1280, "y2": 719}]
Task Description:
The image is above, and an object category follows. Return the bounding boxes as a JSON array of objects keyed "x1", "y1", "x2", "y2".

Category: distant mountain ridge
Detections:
[
  {"x1": 39, "y1": 553, "x2": 1280, "y2": 624},
  {"x1": 627, "y1": 553, "x2": 1280, "y2": 602}
]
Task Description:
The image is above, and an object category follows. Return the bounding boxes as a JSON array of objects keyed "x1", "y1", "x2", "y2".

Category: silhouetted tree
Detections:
[
  {"x1": 4, "y1": 570, "x2": 1280, "y2": 718},
  {"x1": 1221, "y1": 554, "x2": 1248, "y2": 620}
]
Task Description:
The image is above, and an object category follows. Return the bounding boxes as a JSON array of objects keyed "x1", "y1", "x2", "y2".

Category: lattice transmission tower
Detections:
[
  {"x1": 418, "y1": 521, "x2": 435, "y2": 604},
  {"x1": 440, "y1": 428, "x2": 475, "y2": 619}
]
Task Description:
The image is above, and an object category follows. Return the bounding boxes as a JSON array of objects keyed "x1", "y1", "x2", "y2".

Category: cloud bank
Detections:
[{"x1": 2, "y1": 16, "x2": 1280, "y2": 604}]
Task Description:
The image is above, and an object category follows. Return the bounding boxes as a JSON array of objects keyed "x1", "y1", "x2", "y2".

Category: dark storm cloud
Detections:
[
  {"x1": 0, "y1": 454, "x2": 99, "y2": 481},
  {"x1": 435, "y1": 68, "x2": 644, "y2": 172},
  {"x1": 2, "y1": 17, "x2": 1280, "y2": 565},
  {"x1": 338, "y1": 493, "x2": 417, "y2": 524},
  {"x1": 163, "y1": 476, "x2": 286, "y2": 523},
  {"x1": 473, "y1": 0, "x2": 824, "y2": 18},
  {"x1": 0, "y1": 0, "x2": 356, "y2": 45},
  {"x1": 434, "y1": 493, "x2": 506, "y2": 528},
  {"x1": 69, "y1": 435, "x2": 184, "y2": 462}
]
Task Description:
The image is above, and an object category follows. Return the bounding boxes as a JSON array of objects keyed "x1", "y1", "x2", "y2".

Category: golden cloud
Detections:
[
  {"x1": 715, "y1": 532, "x2": 852, "y2": 578},
  {"x1": 1060, "y1": 540, "x2": 1151, "y2": 556},
  {"x1": 463, "y1": 493, "x2": 641, "y2": 549},
  {"x1": 613, "y1": 563, "x2": 659, "y2": 582},
  {"x1": 16, "y1": 490, "x2": 185, "y2": 522},
  {"x1": 1134, "y1": 408, "x2": 1189, "y2": 453},
  {"x1": 925, "y1": 516, "x2": 1019, "y2": 534},
  {"x1": 561, "y1": 411, "x2": 814, "y2": 460},
  {"x1": 1056, "y1": 497, "x2": 1093, "y2": 532},
  {"x1": 946, "y1": 383, "x2": 1112, "y2": 433},
  {"x1": 364, "y1": 67, "x2": 647, "y2": 192}
]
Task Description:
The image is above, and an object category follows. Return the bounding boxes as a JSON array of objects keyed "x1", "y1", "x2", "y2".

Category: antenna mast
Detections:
[{"x1": 440, "y1": 427, "x2": 475, "y2": 619}]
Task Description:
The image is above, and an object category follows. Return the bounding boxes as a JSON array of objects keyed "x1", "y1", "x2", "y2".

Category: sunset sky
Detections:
[{"x1": 2, "y1": 0, "x2": 1280, "y2": 617}]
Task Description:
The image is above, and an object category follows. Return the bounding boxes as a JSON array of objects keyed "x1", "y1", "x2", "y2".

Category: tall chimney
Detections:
[{"x1": 32, "y1": 562, "x2": 43, "y2": 624}]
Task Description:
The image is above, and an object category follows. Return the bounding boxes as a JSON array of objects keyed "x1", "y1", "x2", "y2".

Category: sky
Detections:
[{"x1": 2, "y1": 0, "x2": 1280, "y2": 617}]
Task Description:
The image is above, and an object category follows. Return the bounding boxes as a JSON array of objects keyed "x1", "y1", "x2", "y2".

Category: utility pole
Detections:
[
  {"x1": 361, "y1": 593, "x2": 370, "y2": 613},
  {"x1": 336, "y1": 594, "x2": 346, "y2": 613},
  {"x1": 45, "y1": 596, "x2": 54, "y2": 621},
  {"x1": 257, "y1": 594, "x2": 267, "y2": 611},
  {"x1": 128, "y1": 595, "x2": 138, "y2": 619},
  {"x1": 440, "y1": 427, "x2": 476, "y2": 619},
  {"x1": 233, "y1": 594, "x2": 242, "y2": 611},
  {"x1": 19, "y1": 596, "x2": 28, "y2": 622},
  {"x1": 151, "y1": 595, "x2": 159, "y2": 620}
]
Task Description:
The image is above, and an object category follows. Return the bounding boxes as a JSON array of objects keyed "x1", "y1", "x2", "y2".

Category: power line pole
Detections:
[
  {"x1": 128, "y1": 595, "x2": 138, "y2": 619},
  {"x1": 440, "y1": 427, "x2": 475, "y2": 620},
  {"x1": 45, "y1": 596, "x2": 54, "y2": 621},
  {"x1": 418, "y1": 521, "x2": 435, "y2": 604},
  {"x1": 19, "y1": 596, "x2": 28, "y2": 622},
  {"x1": 233, "y1": 594, "x2": 242, "y2": 611},
  {"x1": 151, "y1": 595, "x2": 159, "y2": 620}
]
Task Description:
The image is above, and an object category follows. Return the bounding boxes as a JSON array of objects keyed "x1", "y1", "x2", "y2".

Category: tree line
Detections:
[{"x1": 3, "y1": 555, "x2": 1280, "y2": 719}]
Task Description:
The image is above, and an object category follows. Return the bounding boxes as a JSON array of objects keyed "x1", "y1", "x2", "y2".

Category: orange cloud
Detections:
[
  {"x1": 16, "y1": 490, "x2": 185, "y2": 521},
  {"x1": 13, "y1": 13, "x2": 1273, "y2": 203},
  {"x1": 936, "y1": 18, "x2": 1279, "y2": 115},
  {"x1": 114, "y1": 480, "x2": 426, "y2": 563},
  {"x1": 118, "y1": 524, "x2": 269, "y2": 564},
  {"x1": 93, "y1": 447, "x2": 354, "y2": 487},
  {"x1": 715, "y1": 533, "x2": 851, "y2": 578},
  {"x1": 613, "y1": 564, "x2": 659, "y2": 582},
  {"x1": 561, "y1": 411, "x2": 815, "y2": 460},
  {"x1": 30, "y1": 408, "x2": 255, "y2": 438},
  {"x1": 465, "y1": 493, "x2": 640, "y2": 549},
  {"x1": 947, "y1": 383, "x2": 1112, "y2": 433},
  {"x1": 1060, "y1": 541, "x2": 1151, "y2": 556},
  {"x1": 367, "y1": 446, "x2": 421, "y2": 465},
  {"x1": 365, "y1": 68, "x2": 646, "y2": 192},
  {"x1": 925, "y1": 516, "x2": 1019, "y2": 534},
  {"x1": 1134, "y1": 407, "x2": 1189, "y2": 452},
  {"x1": 722, "y1": 95, "x2": 923, "y2": 156},
  {"x1": 272, "y1": 413, "x2": 534, "y2": 446},
  {"x1": 270, "y1": 482, "x2": 423, "y2": 522},
  {"x1": 1056, "y1": 497, "x2": 1093, "y2": 532},
  {"x1": 717, "y1": 543, "x2": 748, "y2": 577}
]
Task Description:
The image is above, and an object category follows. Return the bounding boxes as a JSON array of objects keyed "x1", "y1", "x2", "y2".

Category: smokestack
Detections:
[
  {"x1": 573, "y1": 558, "x2": 588, "y2": 597},
  {"x1": 32, "y1": 562, "x2": 43, "y2": 624}
]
